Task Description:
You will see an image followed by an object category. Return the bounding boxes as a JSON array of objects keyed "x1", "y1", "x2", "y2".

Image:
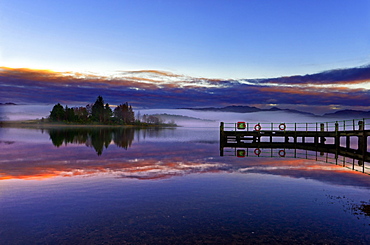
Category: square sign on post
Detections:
[
  {"x1": 237, "y1": 121, "x2": 246, "y2": 130},
  {"x1": 237, "y1": 149, "x2": 246, "y2": 157}
]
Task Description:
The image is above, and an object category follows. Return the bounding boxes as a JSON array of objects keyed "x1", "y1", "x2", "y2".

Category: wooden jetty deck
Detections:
[{"x1": 220, "y1": 119, "x2": 370, "y2": 174}]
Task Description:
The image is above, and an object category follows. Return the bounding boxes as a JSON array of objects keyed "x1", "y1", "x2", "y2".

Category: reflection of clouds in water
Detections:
[
  {"x1": 0, "y1": 106, "x2": 9, "y2": 120},
  {"x1": 0, "y1": 123, "x2": 369, "y2": 189},
  {"x1": 0, "y1": 135, "x2": 369, "y2": 189},
  {"x1": 134, "y1": 127, "x2": 219, "y2": 142},
  {"x1": 0, "y1": 128, "x2": 50, "y2": 143}
]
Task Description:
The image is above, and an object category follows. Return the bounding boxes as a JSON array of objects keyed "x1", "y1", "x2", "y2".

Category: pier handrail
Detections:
[{"x1": 222, "y1": 118, "x2": 370, "y2": 132}]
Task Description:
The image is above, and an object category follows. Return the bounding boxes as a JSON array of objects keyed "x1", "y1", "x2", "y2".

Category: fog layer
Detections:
[{"x1": 1, "y1": 105, "x2": 352, "y2": 127}]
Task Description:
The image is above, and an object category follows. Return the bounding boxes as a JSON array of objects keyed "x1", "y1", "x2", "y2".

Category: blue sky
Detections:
[{"x1": 1, "y1": 0, "x2": 369, "y2": 79}]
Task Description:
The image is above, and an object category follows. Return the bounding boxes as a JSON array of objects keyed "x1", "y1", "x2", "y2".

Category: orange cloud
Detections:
[
  {"x1": 0, "y1": 66, "x2": 225, "y2": 91},
  {"x1": 124, "y1": 70, "x2": 182, "y2": 77}
]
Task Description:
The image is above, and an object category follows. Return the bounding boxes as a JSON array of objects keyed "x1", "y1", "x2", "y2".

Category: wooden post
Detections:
[
  {"x1": 357, "y1": 120, "x2": 367, "y2": 156},
  {"x1": 335, "y1": 122, "x2": 339, "y2": 159},
  {"x1": 270, "y1": 123, "x2": 273, "y2": 142},
  {"x1": 303, "y1": 123, "x2": 307, "y2": 143},
  {"x1": 343, "y1": 120, "x2": 346, "y2": 131},
  {"x1": 294, "y1": 123, "x2": 297, "y2": 143},
  {"x1": 220, "y1": 122, "x2": 225, "y2": 156},
  {"x1": 363, "y1": 119, "x2": 367, "y2": 169},
  {"x1": 359, "y1": 120, "x2": 364, "y2": 131},
  {"x1": 320, "y1": 123, "x2": 325, "y2": 144},
  {"x1": 362, "y1": 124, "x2": 366, "y2": 172},
  {"x1": 353, "y1": 119, "x2": 355, "y2": 131},
  {"x1": 334, "y1": 122, "x2": 340, "y2": 148},
  {"x1": 358, "y1": 120, "x2": 365, "y2": 153}
]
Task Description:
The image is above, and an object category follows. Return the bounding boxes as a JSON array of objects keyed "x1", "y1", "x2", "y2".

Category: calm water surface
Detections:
[{"x1": 0, "y1": 127, "x2": 369, "y2": 244}]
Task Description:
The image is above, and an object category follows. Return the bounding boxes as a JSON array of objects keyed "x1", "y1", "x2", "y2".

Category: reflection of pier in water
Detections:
[{"x1": 220, "y1": 119, "x2": 370, "y2": 175}]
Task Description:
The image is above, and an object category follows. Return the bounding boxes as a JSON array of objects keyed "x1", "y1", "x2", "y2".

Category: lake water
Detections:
[{"x1": 0, "y1": 126, "x2": 369, "y2": 244}]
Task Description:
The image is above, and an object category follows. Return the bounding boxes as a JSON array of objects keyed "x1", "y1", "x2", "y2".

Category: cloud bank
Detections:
[{"x1": 1, "y1": 65, "x2": 370, "y2": 113}]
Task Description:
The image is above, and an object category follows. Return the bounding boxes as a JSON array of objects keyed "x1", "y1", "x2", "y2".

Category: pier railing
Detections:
[{"x1": 222, "y1": 118, "x2": 370, "y2": 132}]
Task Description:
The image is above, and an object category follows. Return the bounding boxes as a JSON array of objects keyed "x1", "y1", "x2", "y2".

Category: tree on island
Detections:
[
  {"x1": 49, "y1": 103, "x2": 65, "y2": 121},
  {"x1": 65, "y1": 106, "x2": 76, "y2": 122},
  {"x1": 48, "y1": 95, "x2": 175, "y2": 126},
  {"x1": 104, "y1": 103, "x2": 113, "y2": 122},
  {"x1": 114, "y1": 103, "x2": 135, "y2": 124},
  {"x1": 73, "y1": 107, "x2": 88, "y2": 122},
  {"x1": 91, "y1": 96, "x2": 114, "y2": 123},
  {"x1": 91, "y1": 96, "x2": 105, "y2": 122},
  {"x1": 49, "y1": 96, "x2": 135, "y2": 124}
]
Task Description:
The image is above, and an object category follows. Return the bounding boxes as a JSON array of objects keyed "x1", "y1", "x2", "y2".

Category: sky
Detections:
[
  {"x1": 1, "y1": 0, "x2": 369, "y2": 79},
  {"x1": 0, "y1": 0, "x2": 370, "y2": 114}
]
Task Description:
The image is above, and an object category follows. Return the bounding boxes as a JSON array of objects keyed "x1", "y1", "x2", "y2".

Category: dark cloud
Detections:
[
  {"x1": 1, "y1": 66, "x2": 370, "y2": 110},
  {"x1": 260, "y1": 64, "x2": 370, "y2": 85}
]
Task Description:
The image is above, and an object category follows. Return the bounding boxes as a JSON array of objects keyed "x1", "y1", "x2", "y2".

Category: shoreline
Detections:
[{"x1": 0, "y1": 120, "x2": 177, "y2": 129}]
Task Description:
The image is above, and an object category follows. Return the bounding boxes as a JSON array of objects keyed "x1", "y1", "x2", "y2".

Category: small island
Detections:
[{"x1": 0, "y1": 96, "x2": 177, "y2": 128}]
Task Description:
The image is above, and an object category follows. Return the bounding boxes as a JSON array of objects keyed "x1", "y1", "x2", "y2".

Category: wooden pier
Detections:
[{"x1": 220, "y1": 119, "x2": 370, "y2": 174}]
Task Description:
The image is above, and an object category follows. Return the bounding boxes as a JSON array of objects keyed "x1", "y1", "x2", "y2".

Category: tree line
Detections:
[{"x1": 48, "y1": 96, "x2": 175, "y2": 126}]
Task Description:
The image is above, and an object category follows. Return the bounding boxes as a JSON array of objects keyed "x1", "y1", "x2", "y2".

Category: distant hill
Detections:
[
  {"x1": 0, "y1": 102, "x2": 16, "y2": 105},
  {"x1": 182, "y1": 106, "x2": 316, "y2": 116},
  {"x1": 323, "y1": 110, "x2": 370, "y2": 118},
  {"x1": 153, "y1": 113, "x2": 215, "y2": 123},
  {"x1": 182, "y1": 105, "x2": 370, "y2": 119},
  {"x1": 182, "y1": 105, "x2": 260, "y2": 113}
]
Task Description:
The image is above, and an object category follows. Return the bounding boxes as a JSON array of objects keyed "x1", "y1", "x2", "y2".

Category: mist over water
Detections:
[
  {"x1": 1, "y1": 104, "x2": 355, "y2": 126},
  {"x1": 0, "y1": 104, "x2": 52, "y2": 121},
  {"x1": 140, "y1": 109, "x2": 334, "y2": 127}
]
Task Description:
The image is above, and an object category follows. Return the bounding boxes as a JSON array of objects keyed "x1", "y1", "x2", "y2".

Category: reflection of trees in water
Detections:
[
  {"x1": 138, "y1": 127, "x2": 175, "y2": 139},
  {"x1": 88, "y1": 129, "x2": 112, "y2": 155},
  {"x1": 113, "y1": 128, "x2": 134, "y2": 149},
  {"x1": 48, "y1": 128, "x2": 134, "y2": 155}
]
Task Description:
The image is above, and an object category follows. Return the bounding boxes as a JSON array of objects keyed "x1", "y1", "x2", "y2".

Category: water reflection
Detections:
[
  {"x1": 0, "y1": 127, "x2": 368, "y2": 189},
  {"x1": 221, "y1": 142, "x2": 370, "y2": 175},
  {"x1": 0, "y1": 127, "x2": 369, "y2": 244},
  {"x1": 49, "y1": 128, "x2": 135, "y2": 155}
]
